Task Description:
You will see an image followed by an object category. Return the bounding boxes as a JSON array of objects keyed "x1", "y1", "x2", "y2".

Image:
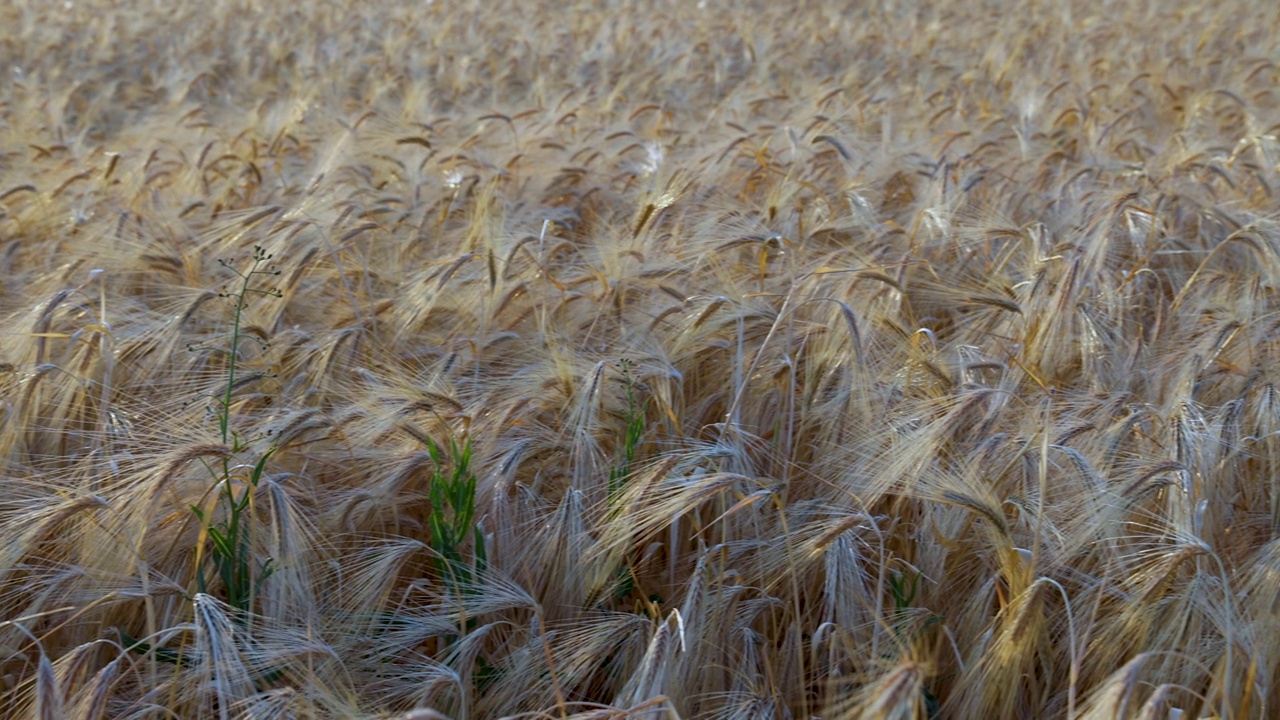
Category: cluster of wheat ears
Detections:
[{"x1": 2, "y1": 0, "x2": 1280, "y2": 718}]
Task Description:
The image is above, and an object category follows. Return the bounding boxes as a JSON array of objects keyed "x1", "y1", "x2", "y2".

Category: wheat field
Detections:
[{"x1": 2, "y1": 0, "x2": 1280, "y2": 717}]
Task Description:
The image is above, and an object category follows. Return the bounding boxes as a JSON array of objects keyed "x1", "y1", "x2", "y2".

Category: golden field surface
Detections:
[{"x1": 3, "y1": 0, "x2": 1280, "y2": 717}]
